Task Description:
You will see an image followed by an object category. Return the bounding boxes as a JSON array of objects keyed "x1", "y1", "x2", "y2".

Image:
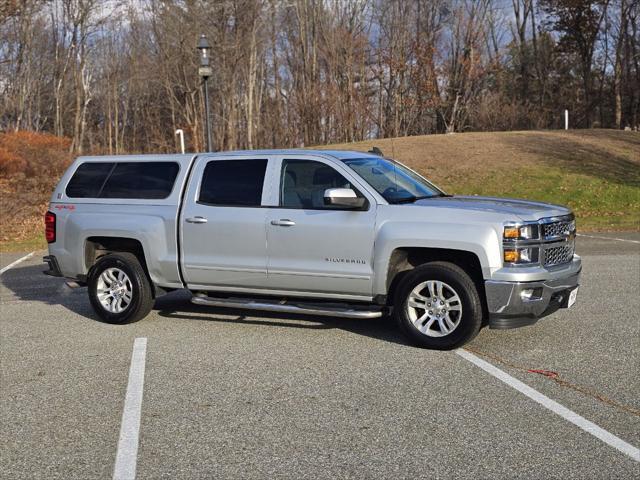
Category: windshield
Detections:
[{"x1": 342, "y1": 157, "x2": 445, "y2": 204}]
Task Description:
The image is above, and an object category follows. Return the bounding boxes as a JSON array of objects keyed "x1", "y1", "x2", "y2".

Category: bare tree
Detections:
[
  {"x1": 540, "y1": 0, "x2": 611, "y2": 127},
  {"x1": 1, "y1": 0, "x2": 639, "y2": 152}
]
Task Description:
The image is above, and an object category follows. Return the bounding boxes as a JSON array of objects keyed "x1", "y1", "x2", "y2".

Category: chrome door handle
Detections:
[
  {"x1": 185, "y1": 216, "x2": 208, "y2": 224},
  {"x1": 271, "y1": 219, "x2": 296, "y2": 227}
]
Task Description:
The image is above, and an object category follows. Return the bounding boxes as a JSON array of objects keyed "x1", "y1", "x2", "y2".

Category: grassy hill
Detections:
[
  {"x1": 320, "y1": 129, "x2": 640, "y2": 231},
  {"x1": 0, "y1": 129, "x2": 638, "y2": 252}
]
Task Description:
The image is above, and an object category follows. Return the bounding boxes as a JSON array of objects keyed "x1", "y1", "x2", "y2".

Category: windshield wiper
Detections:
[
  {"x1": 391, "y1": 195, "x2": 432, "y2": 204},
  {"x1": 391, "y1": 193, "x2": 451, "y2": 204}
]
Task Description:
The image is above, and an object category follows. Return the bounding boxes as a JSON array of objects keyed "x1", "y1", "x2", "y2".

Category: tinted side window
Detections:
[
  {"x1": 199, "y1": 159, "x2": 267, "y2": 207},
  {"x1": 280, "y1": 159, "x2": 357, "y2": 209},
  {"x1": 66, "y1": 161, "x2": 179, "y2": 199},
  {"x1": 100, "y1": 162, "x2": 180, "y2": 199},
  {"x1": 66, "y1": 162, "x2": 115, "y2": 198}
]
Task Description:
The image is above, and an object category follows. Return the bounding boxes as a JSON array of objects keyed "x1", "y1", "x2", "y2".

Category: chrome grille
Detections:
[
  {"x1": 543, "y1": 242, "x2": 575, "y2": 267},
  {"x1": 543, "y1": 218, "x2": 575, "y2": 240}
]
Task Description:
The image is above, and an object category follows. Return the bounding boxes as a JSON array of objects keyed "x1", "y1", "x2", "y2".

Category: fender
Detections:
[
  {"x1": 373, "y1": 221, "x2": 503, "y2": 297},
  {"x1": 62, "y1": 210, "x2": 180, "y2": 287}
]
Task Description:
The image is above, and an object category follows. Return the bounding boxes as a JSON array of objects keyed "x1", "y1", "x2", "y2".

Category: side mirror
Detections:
[{"x1": 324, "y1": 188, "x2": 366, "y2": 209}]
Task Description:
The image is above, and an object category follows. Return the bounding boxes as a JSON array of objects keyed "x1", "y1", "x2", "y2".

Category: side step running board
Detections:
[{"x1": 191, "y1": 294, "x2": 384, "y2": 319}]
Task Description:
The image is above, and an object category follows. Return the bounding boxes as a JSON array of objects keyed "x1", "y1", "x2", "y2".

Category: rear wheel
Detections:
[
  {"x1": 393, "y1": 262, "x2": 482, "y2": 350},
  {"x1": 88, "y1": 252, "x2": 154, "y2": 324}
]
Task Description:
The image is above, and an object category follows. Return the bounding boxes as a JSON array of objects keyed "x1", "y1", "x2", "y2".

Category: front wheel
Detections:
[
  {"x1": 393, "y1": 262, "x2": 482, "y2": 350},
  {"x1": 87, "y1": 252, "x2": 154, "y2": 324}
]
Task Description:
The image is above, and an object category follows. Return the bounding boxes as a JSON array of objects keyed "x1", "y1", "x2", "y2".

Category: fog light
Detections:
[
  {"x1": 520, "y1": 287, "x2": 543, "y2": 301},
  {"x1": 521, "y1": 289, "x2": 535, "y2": 300}
]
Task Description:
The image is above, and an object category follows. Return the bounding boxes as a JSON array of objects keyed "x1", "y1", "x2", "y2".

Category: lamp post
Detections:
[{"x1": 197, "y1": 34, "x2": 213, "y2": 152}]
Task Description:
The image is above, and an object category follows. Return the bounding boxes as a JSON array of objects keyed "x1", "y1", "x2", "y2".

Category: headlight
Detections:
[
  {"x1": 504, "y1": 247, "x2": 539, "y2": 264},
  {"x1": 504, "y1": 224, "x2": 539, "y2": 240}
]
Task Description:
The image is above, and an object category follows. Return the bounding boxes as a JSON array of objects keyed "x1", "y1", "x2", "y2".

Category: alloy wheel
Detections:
[
  {"x1": 96, "y1": 267, "x2": 133, "y2": 313},
  {"x1": 406, "y1": 280, "x2": 463, "y2": 337}
]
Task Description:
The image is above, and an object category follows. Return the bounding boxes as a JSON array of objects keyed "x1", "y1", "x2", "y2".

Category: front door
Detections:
[
  {"x1": 181, "y1": 156, "x2": 270, "y2": 289},
  {"x1": 266, "y1": 158, "x2": 376, "y2": 297}
]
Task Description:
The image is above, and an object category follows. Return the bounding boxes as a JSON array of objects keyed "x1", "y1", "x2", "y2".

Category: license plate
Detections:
[{"x1": 567, "y1": 287, "x2": 578, "y2": 308}]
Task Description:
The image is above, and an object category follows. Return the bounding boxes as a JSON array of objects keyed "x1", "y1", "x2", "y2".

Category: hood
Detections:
[{"x1": 411, "y1": 195, "x2": 571, "y2": 221}]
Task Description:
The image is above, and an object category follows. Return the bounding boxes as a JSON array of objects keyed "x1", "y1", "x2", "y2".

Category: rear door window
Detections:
[
  {"x1": 66, "y1": 161, "x2": 179, "y2": 199},
  {"x1": 199, "y1": 159, "x2": 267, "y2": 207}
]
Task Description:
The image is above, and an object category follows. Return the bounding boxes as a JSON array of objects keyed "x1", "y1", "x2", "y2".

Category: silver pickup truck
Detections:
[{"x1": 43, "y1": 150, "x2": 581, "y2": 349}]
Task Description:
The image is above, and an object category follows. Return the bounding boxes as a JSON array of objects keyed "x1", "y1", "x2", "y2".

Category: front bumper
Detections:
[{"x1": 485, "y1": 256, "x2": 581, "y2": 329}]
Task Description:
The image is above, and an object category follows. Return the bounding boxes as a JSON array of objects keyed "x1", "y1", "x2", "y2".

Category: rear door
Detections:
[{"x1": 181, "y1": 155, "x2": 271, "y2": 289}]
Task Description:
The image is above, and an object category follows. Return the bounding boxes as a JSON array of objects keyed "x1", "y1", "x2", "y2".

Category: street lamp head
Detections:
[
  {"x1": 197, "y1": 34, "x2": 213, "y2": 151},
  {"x1": 197, "y1": 34, "x2": 210, "y2": 67}
]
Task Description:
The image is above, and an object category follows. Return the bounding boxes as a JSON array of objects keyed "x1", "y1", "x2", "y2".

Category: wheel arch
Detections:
[
  {"x1": 385, "y1": 247, "x2": 488, "y2": 320},
  {"x1": 84, "y1": 236, "x2": 155, "y2": 296}
]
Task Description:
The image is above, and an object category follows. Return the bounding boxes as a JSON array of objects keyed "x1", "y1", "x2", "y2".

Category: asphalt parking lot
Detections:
[{"x1": 1, "y1": 233, "x2": 639, "y2": 479}]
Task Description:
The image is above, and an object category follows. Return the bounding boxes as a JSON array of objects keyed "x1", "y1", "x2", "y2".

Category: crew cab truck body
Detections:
[{"x1": 44, "y1": 150, "x2": 581, "y2": 349}]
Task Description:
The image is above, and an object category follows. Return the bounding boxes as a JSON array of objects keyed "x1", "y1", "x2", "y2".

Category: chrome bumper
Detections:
[{"x1": 485, "y1": 256, "x2": 581, "y2": 329}]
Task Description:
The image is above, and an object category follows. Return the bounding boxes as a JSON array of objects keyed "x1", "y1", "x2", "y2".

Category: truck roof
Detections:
[
  {"x1": 75, "y1": 149, "x2": 378, "y2": 162},
  {"x1": 219, "y1": 149, "x2": 378, "y2": 160}
]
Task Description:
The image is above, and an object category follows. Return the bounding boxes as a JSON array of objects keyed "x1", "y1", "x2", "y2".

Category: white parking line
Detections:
[
  {"x1": 577, "y1": 233, "x2": 640, "y2": 244},
  {"x1": 456, "y1": 349, "x2": 640, "y2": 462},
  {"x1": 113, "y1": 338, "x2": 148, "y2": 480},
  {"x1": 0, "y1": 252, "x2": 35, "y2": 275}
]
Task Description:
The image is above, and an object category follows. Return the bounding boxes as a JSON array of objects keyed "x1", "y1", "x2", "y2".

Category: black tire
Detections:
[
  {"x1": 87, "y1": 252, "x2": 154, "y2": 324},
  {"x1": 393, "y1": 261, "x2": 482, "y2": 350}
]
